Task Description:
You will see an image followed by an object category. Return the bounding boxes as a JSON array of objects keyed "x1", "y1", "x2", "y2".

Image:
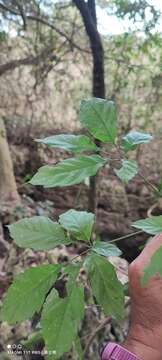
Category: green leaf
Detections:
[
  {"x1": 92, "y1": 241, "x2": 122, "y2": 257},
  {"x1": 86, "y1": 253, "x2": 124, "y2": 320},
  {"x1": 64, "y1": 262, "x2": 82, "y2": 280},
  {"x1": 74, "y1": 336, "x2": 83, "y2": 360},
  {"x1": 132, "y1": 216, "x2": 162, "y2": 235},
  {"x1": 30, "y1": 155, "x2": 106, "y2": 188},
  {"x1": 8, "y1": 216, "x2": 69, "y2": 251},
  {"x1": 1, "y1": 265, "x2": 60, "y2": 324},
  {"x1": 35, "y1": 134, "x2": 98, "y2": 153},
  {"x1": 59, "y1": 210, "x2": 95, "y2": 242},
  {"x1": 41, "y1": 284, "x2": 84, "y2": 358},
  {"x1": 80, "y1": 98, "x2": 117, "y2": 143},
  {"x1": 122, "y1": 131, "x2": 153, "y2": 152},
  {"x1": 142, "y1": 247, "x2": 162, "y2": 285},
  {"x1": 115, "y1": 160, "x2": 138, "y2": 183},
  {"x1": 22, "y1": 330, "x2": 43, "y2": 349}
]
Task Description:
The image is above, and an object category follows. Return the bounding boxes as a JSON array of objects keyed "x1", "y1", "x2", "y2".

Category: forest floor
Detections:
[{"x1": 0, "y1": 129, "x2": 162, "y2": 359}]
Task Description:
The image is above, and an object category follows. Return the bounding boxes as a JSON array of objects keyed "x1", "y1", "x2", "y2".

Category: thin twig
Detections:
[
  {"x1": 74, "y1": 183, "x2": 84, "y2": 208},
  {"x1": 0, "y1": 2, "x2": 89, "y2": 54},
  {"x1": 147, "y1": 202, "x2": 158, "y2": 218},
  {"x1": 109, "y1": 230, "x2": 144, "y2": 244},
  {"x1": 71, "y1": 248, "x2": 90, "y2": 262},
  {"x1": 84, "y1": 295, "x2": 131, "y2": 356},
  {"x1": 84, "y1": 316, "x2": 112, "y2": 356},
  {"x1": 138, "y1": 172, "x2": 159, "y2": 194}
]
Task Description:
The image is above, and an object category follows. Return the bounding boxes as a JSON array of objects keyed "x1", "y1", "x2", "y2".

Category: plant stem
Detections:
[
  {"x1": 109, "y1": 230, "x2": 144, "y2": 244},
  {"x1": 83, "y1": 292, "x2": 131, "y2": 356},
  {"x1": 74, "y1": 183, "x2": 83, "y2": 208},
  {"x1": 138, "y1": 172, "x2": 159, "y2": 194},
  {"x1": 83, "y1": 316, "x2": 112, "y2": 356},
  {"x1": 70, "y1": 248, "x2": 90, "y2": 262},
  {"x1": 112, "y1": 142, "x2": 159, "y2": 196}
]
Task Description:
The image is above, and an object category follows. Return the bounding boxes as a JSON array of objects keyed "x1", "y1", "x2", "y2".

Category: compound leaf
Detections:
[
  {"x1": 86, "y1": 253, "x2": 124, "y2": 320},
  {"x1": 115, "y1": 160, "x2": 138, "y2": 183},
  {"x1": 59, "y1": 210, "x2": 95, "y2": 242},
  {"x1": 41, "y1": 284, "x2": 84, "y2": 358},
  {"x1": 92, "y1": 241, "x2": 122, "y2": 257},
  {"x1": 1, "y1": 264, "x2": 60, "y2": 324},
  {"x1": 35, "y1": 134, "x2": 98, "y2": 153},
  {"x1": 8, "y1": 216, "x2": 69, "y2": 251},
  {"x1": 132, "y1": 216, "x2": 162, "y2": 235},
  {"x1": 80, "y1": 98, "x2": 117, "y2": 143},
  {"x1": 122, "y1": 132, "x2": 153, "y2": 152},
  {"x1": 30, "y1": 155, "x2": 106, "y2": 188}
]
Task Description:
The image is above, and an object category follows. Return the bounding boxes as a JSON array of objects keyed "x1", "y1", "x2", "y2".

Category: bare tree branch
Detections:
[
  {"x1": 13, "y1": 0, "x2": 27, "y2": 30},
  {"x1": 0, "y1": 2, "x2": 89, "y2": 54},
  {"x1": 88, "y1": 0, "x2": 97, "y2": 25},
  {"x1": 27, "y1": 14, "x2": 89, "y2": 53},
  {"x1": 0, "y1": 46, "x2": 58, "y2": 76},
  {"x1": 0, "y1": 2, "x2": 17, "y2": 15},
  {"x1": 73, "y1": 0, "x2": 105, "y2": 94},
  {"x1": 73, "y1": 0, "x2": 101, "y2": 48}
]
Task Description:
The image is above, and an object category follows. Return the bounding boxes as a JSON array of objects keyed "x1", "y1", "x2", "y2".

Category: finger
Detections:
[{"x1": 132, "y1": 234, "x2": 162, "y2": 269}]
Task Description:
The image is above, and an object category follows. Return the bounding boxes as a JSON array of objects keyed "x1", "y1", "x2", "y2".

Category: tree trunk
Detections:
[
  {"x1": 73, "y1": 0, "x2": 105, "y2": 213},
  {"x1": 87, "y1": 0, "x2": 105, "y2": 98},
  {"x1": 0, "y1": 119, "x2": 20, "y2": 203}
]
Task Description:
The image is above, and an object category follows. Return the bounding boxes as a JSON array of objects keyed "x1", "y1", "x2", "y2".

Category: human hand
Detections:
[{"x1": 123, "y1": 234, "x2": 162, "y2": 360}]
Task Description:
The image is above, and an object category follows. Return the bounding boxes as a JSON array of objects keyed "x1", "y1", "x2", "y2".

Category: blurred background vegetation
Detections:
[{"x1": 0, "y1": 1, "x2": 162, "y2": 359}]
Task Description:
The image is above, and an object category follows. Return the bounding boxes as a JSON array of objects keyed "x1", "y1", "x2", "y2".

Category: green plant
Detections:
[{"x1": 1, "y1": 98, "x2": 162, "y2": 359}]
